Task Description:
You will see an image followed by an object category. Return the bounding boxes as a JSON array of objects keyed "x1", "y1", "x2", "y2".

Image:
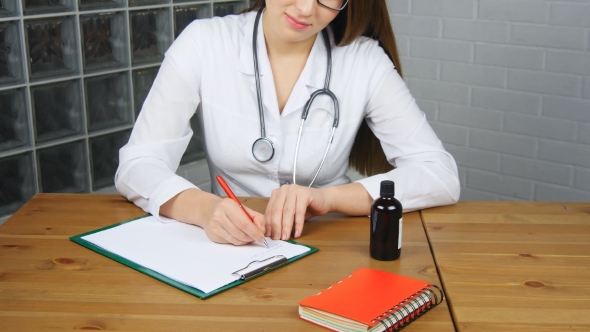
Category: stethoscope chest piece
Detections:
[{"x1": 252, "y1": 137, "x2": 274, "y2": 162}]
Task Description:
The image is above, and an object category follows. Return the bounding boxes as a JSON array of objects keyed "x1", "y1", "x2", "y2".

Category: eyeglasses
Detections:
[{"x1": 318, "y1": 0, "x2": 349, "y2": 11}]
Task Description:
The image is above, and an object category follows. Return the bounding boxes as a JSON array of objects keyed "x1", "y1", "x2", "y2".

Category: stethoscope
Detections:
[{"x1": 251, "y1": 8, "x2": 340, "y2": 188}]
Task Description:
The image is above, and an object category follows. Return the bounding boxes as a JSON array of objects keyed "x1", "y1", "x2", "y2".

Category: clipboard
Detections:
[{"x1": 70, "y1": 215, "x2": 318, "y2": 299}]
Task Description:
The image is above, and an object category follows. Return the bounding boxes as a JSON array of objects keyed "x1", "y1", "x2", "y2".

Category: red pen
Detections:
[{"x1": 216, "y1": 175, "x2": 269, "y2": 248}]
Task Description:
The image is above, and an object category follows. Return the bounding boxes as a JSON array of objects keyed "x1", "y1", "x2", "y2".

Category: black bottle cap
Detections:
[{"x1": 380, "y1": 180, "x2": 395, "y2": 198}]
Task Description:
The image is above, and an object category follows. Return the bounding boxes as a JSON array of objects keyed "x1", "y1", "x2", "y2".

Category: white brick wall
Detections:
[{"x1": 389, "y1": 0, "x2": 590, "y2": 201}]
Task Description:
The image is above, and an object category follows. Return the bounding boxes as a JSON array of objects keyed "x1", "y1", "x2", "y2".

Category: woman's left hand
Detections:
[{"x1": 264, "y1": 184, "x2": 332, "y2": 240}]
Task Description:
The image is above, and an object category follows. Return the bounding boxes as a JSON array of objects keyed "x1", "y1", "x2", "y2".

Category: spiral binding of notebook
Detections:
[{"x1": 371, "y1": 285, "x2": 444, "y2": 332}]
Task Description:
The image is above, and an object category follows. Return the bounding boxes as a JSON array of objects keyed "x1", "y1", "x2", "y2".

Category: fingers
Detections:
[
  {"x1": 281, "y1": 192, "x2": 307, "y2": 240},
  {"x1": 206, "y1": 221, "x2": 249, "y2": 246},
  {"x1": 293, "y1": 197, "x2": 307, "y2": 238},
  {"x1": 244, "y1": 206, "x2": 265, "y2": 233},
  {"x1": 262, "y1": 194, "x2": 273, "y2": 237},
  {"x1": 265, "y1": 185, "x2": 312, "y2": 241},
  {"x1": 225, "y1": 201, "x2": 267, "y2": 244},
  {"x1": 280, "y1": 192, "x2": 297, "y2": 240},
  {"x1": 205, "y1": 199, "x2": 266, "y2": 246},
  {"x1": 266, "y1": 187, "x2": 286, "y2": 240}
]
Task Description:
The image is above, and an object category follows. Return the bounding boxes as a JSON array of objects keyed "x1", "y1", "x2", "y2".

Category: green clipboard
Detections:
[{"x1": 70, "y1": 215, "x2": 319, "y2": 299}]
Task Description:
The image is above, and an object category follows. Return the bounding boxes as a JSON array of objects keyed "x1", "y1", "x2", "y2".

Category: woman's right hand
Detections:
[
  {"x1": 160, "y1": 189, "x2": 266, "y2": 246},
  {"x1": 202, "y1": 198, "x2": 266, "y2": 245}
]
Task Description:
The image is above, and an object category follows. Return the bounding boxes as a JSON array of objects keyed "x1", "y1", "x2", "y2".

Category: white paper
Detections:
[{"x1": 82, "y1": 216, "x2": 310, "y2": 293}]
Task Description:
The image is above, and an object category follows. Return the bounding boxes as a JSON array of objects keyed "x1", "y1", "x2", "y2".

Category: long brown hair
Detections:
[{"x1": 246, "y1": 0, "x2": 402, "y2": 176}]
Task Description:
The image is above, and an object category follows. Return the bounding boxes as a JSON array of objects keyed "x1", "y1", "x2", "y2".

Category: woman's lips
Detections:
[{"x1": 285, "y1": 14, "x2": 310, "y2": 30}]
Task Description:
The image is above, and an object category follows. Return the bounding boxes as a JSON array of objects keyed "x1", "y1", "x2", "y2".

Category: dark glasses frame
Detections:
[{"x1": 318, "y1": 0, "x2": 349, "y2": 11}]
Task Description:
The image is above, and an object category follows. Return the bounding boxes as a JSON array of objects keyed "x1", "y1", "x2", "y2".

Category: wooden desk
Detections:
[
  {"x1": 0, "y1": 194, "x2": 454, "y2": 331},
  {"x1": 422, "y1": 202, "x2": 590, "y2": 331}
]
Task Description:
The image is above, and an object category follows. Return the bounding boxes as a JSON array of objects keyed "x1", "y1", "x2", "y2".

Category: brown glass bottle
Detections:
[{"x1": 370, "y1": 180, "x2": 403, "y2": 261}]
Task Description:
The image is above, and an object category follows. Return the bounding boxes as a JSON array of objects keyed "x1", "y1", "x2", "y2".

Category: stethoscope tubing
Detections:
[
  {"x1": 251, "y1": 7, "x2": 339, "y2": 187},
  {"x1": 252, "y1": 8, "x2": 267, "y2": 140}
]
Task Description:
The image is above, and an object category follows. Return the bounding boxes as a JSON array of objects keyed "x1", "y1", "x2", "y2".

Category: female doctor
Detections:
[{"x1": 115, "y1": 0, "x2": 460, "y2": 246}]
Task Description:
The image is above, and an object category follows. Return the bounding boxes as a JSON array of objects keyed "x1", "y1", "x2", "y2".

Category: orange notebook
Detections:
[{"x1": 298, "y1": 268, "x2": 443, "y2": 332}]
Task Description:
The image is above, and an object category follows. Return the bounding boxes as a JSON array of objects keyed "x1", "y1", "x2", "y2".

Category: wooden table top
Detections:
[
  {"x1": 0, "y1": 194, "x2": 454, "y2": 331},
  {"x1": 421, "y1": 202, "x2": 590, "y2": 332}
]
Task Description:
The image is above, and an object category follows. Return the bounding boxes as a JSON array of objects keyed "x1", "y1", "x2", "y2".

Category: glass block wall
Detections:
[{"x1": 0, "y1": 0, "x2": 249, "y2": 217}]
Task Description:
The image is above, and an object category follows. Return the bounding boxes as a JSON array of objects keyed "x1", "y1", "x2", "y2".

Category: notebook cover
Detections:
[
  {"x1": 298, "y1": 268, "x2": 429, "y2": 326},
  {"x1": 70, "y1": 215, "x2": 319, "y2": 300}
]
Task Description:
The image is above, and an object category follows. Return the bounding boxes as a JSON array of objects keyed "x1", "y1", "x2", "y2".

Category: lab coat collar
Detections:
[{"x1": 238, "y1": 11, "x2": 332, "y2": 118}]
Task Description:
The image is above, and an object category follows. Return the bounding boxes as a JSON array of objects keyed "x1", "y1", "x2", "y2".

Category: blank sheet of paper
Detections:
[{"x1": 82, "y1": 216, "x2": 310, "y2": 293}]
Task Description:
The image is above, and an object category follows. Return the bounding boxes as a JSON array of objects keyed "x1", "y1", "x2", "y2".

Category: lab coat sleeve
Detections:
[
  {"x1": 355, "y1": 54, "x2": 460, "y2": 212},
  {"x1": 115, "y1": 22, "x2": 204, "y2": 222}
]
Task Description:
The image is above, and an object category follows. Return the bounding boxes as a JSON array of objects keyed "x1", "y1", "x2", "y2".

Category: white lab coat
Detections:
[{"x1": 115, "y1": 11, "x2": 460, "y2": 221}]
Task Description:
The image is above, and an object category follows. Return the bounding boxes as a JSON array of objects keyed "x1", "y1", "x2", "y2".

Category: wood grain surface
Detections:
[
  {"x1": 0, "y1": 194, "x2": 454, "y2": 331},
  {"x1": 421, "y1": 202, "x2": 590, "y2": 332}
]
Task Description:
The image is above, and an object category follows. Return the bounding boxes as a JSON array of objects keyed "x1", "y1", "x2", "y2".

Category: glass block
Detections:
[
  {"x1": 81, "y1": 12, "x2": 129, "y2": 73},
  {"x1": 129, "y1": 0, "x2": 168, "y2": 7},
  {"x1": 129, "y1": 9, "x2": 172, "y2": 65},
  {"x1": 84, "y1": 71, "x2": 131, "y2": 132},
  {"x1": 0, "y1": 152, "x2": 36, "y2": 217},
  {"x1": 132, "y1": 65, "x2": 158, "y2": 117},
  {"x1": 89, "y1": 129, "x2": 130, "y2": 190},
  {"x1": 213, "y1": 1, "x2": 247, "y2": 17},
  {"x1": 37, "y1": 140, "x2": 88, "y2": 193},
  {"x1": 79, "y1": 0, "x2": 123, "y2": 11},
  {"x1": 22, "y1": 0, "x2": 74, "y2": 15},
  {"x1": 0, "y1": 0, "x2": 17, "y2": 17},
  {"x1": 0, "y1": 88, "x2": 29, "y2": 152},
  {"x1": 180, "y1": 113, "x2": 205, "y2": 165},
  {"x1": 0, "y1": 21, "x2": 24, "y2": 87},
  {"x1": 25, "y1": 16, "x2": 79, "y2": 81},
  {"x1": 173, "y1": 0, "x2": 206, "y2": 3},
  {"x1": 31, "y1": 79, "x2": 83, "y2": 143},
  {"x1": 174, "y1": 4, "x2": 211, "y2": 38}
]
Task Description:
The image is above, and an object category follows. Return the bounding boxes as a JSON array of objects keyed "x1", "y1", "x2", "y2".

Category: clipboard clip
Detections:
[{"x1": 232, "y1": 255, "x2": 288, "y2": 280}]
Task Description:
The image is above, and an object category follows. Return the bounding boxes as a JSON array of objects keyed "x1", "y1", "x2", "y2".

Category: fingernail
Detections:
[
  {"x1": 295, "y1": 230, "x2": 301, "y2": 238},
  {"x1": 281, "y1": 233, "x2": 287, "y2": 240}
]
